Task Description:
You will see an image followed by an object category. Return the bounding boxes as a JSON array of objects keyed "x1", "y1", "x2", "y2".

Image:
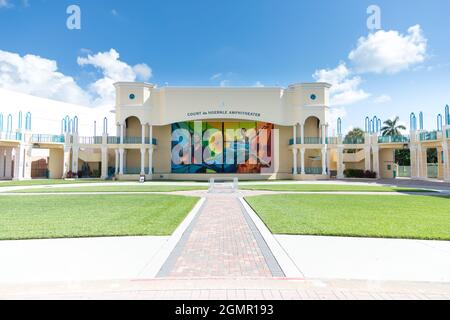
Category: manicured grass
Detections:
[
  {"x1": 0, "y1": 179, "x2": 104, "y2": 187},
  {"x1": 0, "y1": 195, "x2": 199, "y2": 240},
  {"x1": 246, "y1": 194, "x2": 450, "y2": 240},
  {"x1": 241, "y1": 184, "x2": 433, "y2": 193},
  {"x1": 7, "y1": 185, "x2": 208, "y2": 193}
]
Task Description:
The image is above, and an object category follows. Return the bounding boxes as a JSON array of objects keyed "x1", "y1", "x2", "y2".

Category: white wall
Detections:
[{"x1": 0, "y1": 88, "x2": 115, "y2": 136}]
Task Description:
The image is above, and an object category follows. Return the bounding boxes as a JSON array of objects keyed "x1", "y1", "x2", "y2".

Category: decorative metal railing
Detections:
[
  {"x1": 31, "y1": 134, "x2": 65, "y2": 143},
  {"x1": 305, "y1": 167, "x2": 323, "y2": 175},
  {"x1": 0, "y1": 131, "x2": 22, "y2": 141},
  {"x1": 343, "y1": 137, "x2": 365, "y2": 145},
  {"x1": 397, "y1": 166, "x2": 411, "y2": 177},
  {"x1": 378, "y1": 135, "x2": 410, "y2": 144},
  {"x1": 145, "y1": 137, "x2": 158, "y2": 145},
  {"x1": 107, "y1": 136, "x2": 120, "y2": 144},
  {"x1": 326, "y1": 137, "x2": 338, "y2": 145},
  {"x1": 288, "y1": 137, "x2": 323, "y2": 145},
  {"x1": 420, "y1": 131, "x2": 438, "y2": 141},
  {"x1": 123, "y1": 167, "x2": 150, "y2": 175},
  {"x1": 107, "y1": 136, "x2": 157, "y2": 145},
  {"x1": 78, "y1": 136, "x2": 103, "y2": 144},
  {"x1": 427, "y1": 164, "x2": 438, "y2": 178}
]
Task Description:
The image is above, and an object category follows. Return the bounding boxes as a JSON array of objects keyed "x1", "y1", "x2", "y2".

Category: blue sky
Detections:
[{"x1": 0, "y1": 0, "x2": 449, "y2": 132}]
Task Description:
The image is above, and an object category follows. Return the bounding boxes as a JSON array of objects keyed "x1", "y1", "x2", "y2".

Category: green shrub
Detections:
[{"x1": 344, "y1": 169, "x2": 377, "y2": 179}]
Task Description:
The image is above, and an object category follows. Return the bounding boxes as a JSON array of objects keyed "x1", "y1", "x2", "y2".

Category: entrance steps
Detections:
[{"x1": 208, "y1": 178, "x2": 239, "y2": 194}]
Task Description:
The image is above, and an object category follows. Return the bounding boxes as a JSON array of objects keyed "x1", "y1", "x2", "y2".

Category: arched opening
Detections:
[
  {"x1": 304, "y1": 116, "x2": 321, "y2": 143},
  {"x1": 125, "y1": 116, "x2": 142, "y2": 139}
]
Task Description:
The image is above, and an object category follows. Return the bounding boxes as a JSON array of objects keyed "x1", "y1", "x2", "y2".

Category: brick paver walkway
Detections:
[
  {"x1": 157, "y1": 192, "x2": 283, "y2": 278},
  {"x1": 2, "y1": 278, "x2": 449, "y2": 300}
]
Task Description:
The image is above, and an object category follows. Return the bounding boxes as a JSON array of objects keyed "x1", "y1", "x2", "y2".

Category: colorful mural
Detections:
[{"x1": 171, "y1": 121, "x2": 273, "y2": 174}]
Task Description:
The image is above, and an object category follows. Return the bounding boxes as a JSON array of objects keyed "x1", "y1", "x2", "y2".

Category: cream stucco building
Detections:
[{"x1": 1, "y1": 83, "x2": 449, "y2": 182}]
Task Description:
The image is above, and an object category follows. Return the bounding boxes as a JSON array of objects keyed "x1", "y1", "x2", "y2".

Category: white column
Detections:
[
  {"x1": 300, "y1": 148, "x2": 306, "y2": 175},
  {"x1": 141, "y1": 124, "x2": 146, "y2": 145},
  {"x1": 101, "y1": 147, "x2": 108, "y2": 179},
  {"x1": 301, "y1": 124, "x2": 305, "y2": 145},
  {"x1": 321, "y1": 148, "x2": 327, "y2": 175},
  {"x1": 322, "y1": 125, "x2": 327, "y2": 145},
  {"x1": 148, "y1": 148, "x2": 154, "y2": 175},
  {"x1": 72, "y1": 147, "x2": 79, "y2": 176},
  {"x1": 62, "y1": 146, "x2": 71, "y2": 178},
  {"x1": 120, "y1": 123, "x2": 125, "y2": 144},
  {"x1": 293, "y1": 124, "x2": 297, "y2": 145},
  {"x1": 13, "y1": 146, "x2": 24, "y2": 180},
  {"x1": 140, "y1": 147, "x2": 146, "y2": 175},
  {"x1": 114, "y1": 149, "x2": 119, "y2": 174},
  {"x1": 0, "y1": 148, "x2": 5, "y2": 178},
  {"x1": 292, "y1": 149, "x2": 298, "y2": 175},
  {"x1": 4, "y1": 148, "x2": 12, "y2": 179},
  {"x1": 443, "y1": 142, "x2": 449, "y2": 181},
  {"x1": 337, "y1": 146, "x2": 344, "y2": 179},
  {"x1": 119, "y1": 148, "x2": 124, "y2": 175},
  {"x1": 410, "y1": 145, "x2": 419, "y2": 179},
  {"x1": 364, "y1": 146, "x2": 372, "y2": 172},
  {"x1": 149, "y1": 125, "x2": 153, "y2": 145},
  {"x1": 372, "y1": 146, "x2": 380, "y2": 178},
  {"x1": 420, "y1": 145, "x2": 428, "y2": 179}
]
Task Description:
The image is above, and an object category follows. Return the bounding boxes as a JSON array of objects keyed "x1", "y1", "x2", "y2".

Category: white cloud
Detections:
[
  {"x1": 0, "y1": 0, "x2": 11, "y2": 8},
  {"x1": 219, "y1": 80, "x2": 230, "y2": 87},
  {"x1": 0, "y1": 50, "x2": 91, "y2": 106},
  {"x1": 133, "y1": 63, "x2": 152, "y2": 81},
  {"x1": 210, "y1": 73, "x2": 222, "y2": 80},
  {"x1": 349, "y1": 25, "x2": 427, "y2": 74},
  {"x1": 313, "y1": 63, "x2": 370, "y2": 106},
  {"x1": 373, "y1": 94, "x2": 391, "y2": 104},
  {"x1": 253, "y1": 81, "x2": 264, "y2": 87},
  {"x1": 328, "y1": 107, "x2": 347, "y2": 133},
  {"x1": 77, "y1": 48, "x2": 152, "y2": 107},
  {"x1": 0, "y1": 48, "x2": 152, "y2": 108}
]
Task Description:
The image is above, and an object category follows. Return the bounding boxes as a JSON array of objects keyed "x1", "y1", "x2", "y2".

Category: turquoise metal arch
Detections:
[
  {"x1": 437, "y1": 114, "x2": 443, "y2": 131},
  {"x1": 25, "y1": 112, "x2": 32, "y2": 131},
  {"x1": 410, "y1": 113, "x2": 417, "y2": 131},
  {"x1": 18, "y1": 111, "x2": 23, "y2": 130},
  {"x1": 419, "y1": 112, "x2": 424, "y2": 130},
  {"x1": 445, "y1": 105, "x2": 449, "y2": 125},
  {"x1": 7, "y1": 114, "x2": 13, "y2": 132},
  {"x1": 103, "y1": 117, "x2": 108, "y2": 135},
  {"x1": 73, "y1": 116, "x2": 79, "y2": 134},
  {"x1": 365, "y1": 117, "x2": 370, "y2": 133}
]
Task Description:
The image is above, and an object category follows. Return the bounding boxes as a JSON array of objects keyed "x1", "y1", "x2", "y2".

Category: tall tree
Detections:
[
  {"x1": 381, "y1": 117, "x2": 406, "y2": 136},
  {"x1": 345, "y1": 128, "x2": 365, "y2": 140},
  {"x1": 344, "y1": 128, "x2": 365, "y2": 154}
]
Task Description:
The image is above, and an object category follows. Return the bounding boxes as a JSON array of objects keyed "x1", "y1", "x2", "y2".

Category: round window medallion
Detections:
[
  {"x1": 129, "y1": 94, "x2": 136, "y2": 100},
  {"x1": 310, "y1": 94, "x2": 317, "y2": 101}
]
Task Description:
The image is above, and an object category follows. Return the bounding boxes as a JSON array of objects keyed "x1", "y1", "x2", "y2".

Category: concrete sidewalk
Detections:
[
  {"x1": 277, "y1": 235, "x2": 450, "y2": 283},
  {"x1": 1, "y1": 278, "x2": 449, "y2": 300},
  {"x1": 0, "y1": 236, "x2": 168, "y2": 284}
]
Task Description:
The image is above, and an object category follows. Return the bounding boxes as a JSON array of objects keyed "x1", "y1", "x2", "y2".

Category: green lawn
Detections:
[
  {"x1": 7, "y1": 185, "x2": 208, "y2": 193},
  {"x1": 241, "y1": 184, "x2": 433, "y2": 193},
  {"x1": 0, "y1": 179, "x2": 104, "y2": 188},
  {"x1": 0, "y1": 194, "x2": 199, "y2": 240},
  {"x1": 246, "y1": 194, "x2": 450, "y2": 240}
]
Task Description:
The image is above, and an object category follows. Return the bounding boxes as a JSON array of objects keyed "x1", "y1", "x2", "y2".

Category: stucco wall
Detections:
[
  {"x1": 380, "y1": 149, "x2": 395, "y2": 178},
  {"x1": 48, "y1": 149, "x2": 63, "y2": 179}
]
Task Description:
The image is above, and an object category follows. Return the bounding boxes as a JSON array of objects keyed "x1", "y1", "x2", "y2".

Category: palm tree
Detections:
[{"x1": 381, "y1": 117, "x2": 406, "y2": 136}]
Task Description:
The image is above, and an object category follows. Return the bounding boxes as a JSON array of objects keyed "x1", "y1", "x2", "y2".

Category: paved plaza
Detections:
[{"x1": 0, "y1": 179, "x2": 449, "y2": 300}]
